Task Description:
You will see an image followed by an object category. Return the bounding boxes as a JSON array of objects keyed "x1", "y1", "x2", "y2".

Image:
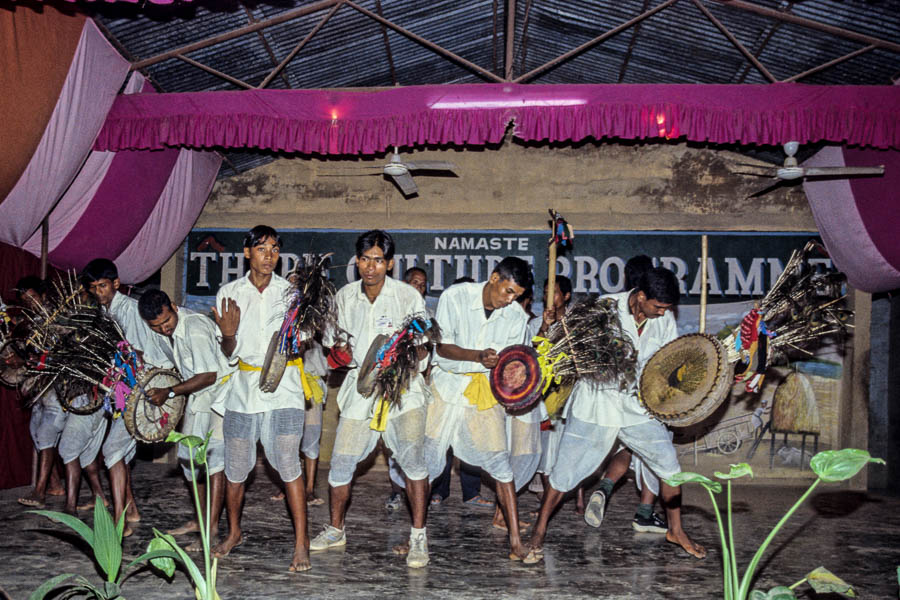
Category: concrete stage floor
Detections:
[{"x1": 1, "y1": 462, "x2": 898, "y2": 599}]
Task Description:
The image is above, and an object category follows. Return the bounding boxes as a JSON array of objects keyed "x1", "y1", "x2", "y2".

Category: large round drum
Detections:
[
  {"x1": 124, "y1": 368, "x2": 186, "y2": 443},
  {"x1": 639, "y1": 333, "x2": 733, "y2": 427},
  {"x1": 259, "y1": 332, "x2": 288, "y2": 393},
  {"x1": 357, "y1": 334, "x2": 389, "y2": 398},
  {"x1": 490, "y1": 344, "x2": 543, "y2": 414}
]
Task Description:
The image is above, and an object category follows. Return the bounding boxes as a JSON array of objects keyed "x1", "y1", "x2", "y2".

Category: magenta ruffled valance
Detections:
[{"x1": 95, "y1": 83, "x2": 900, "y2": 154}]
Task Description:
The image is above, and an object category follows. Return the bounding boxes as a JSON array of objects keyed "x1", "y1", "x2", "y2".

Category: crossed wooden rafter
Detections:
[{"x1": 115, "y1": 0, "x2": 900, "y2": 90}]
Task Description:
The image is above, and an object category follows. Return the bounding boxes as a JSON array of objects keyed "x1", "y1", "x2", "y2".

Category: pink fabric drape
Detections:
[
  {"x1": 95, "y1": 83, "x2": 900, "y2": 155},
  {"x1": 803, "y1": 146, "x2": 900, "y2": 293},
  {"x1": 115, "y1": 148, "x2": 222, "y2": 284},
  {"x1": 0, "y1": 19, "x2": 129, "y2": 246}
]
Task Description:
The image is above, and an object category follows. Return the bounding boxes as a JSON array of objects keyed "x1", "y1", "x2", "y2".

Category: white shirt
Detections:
[
  {"x1": 303, "y1": 340, "x2": 328, "y2": 378},
  {"x1": 108, "y1": 292, "x2": 174, "y2": 370},
  {"x1": 568, "y1": 290, "x2": 678, "y2": 427},
  {"x1": 213, "y1": 272, "x2": 305, "y2": 414},
  {"x1": 432, "y1": 282, "x2": 529, "y2": 407},
  {"x1": 169, "y1": 309, "x2": 229, "y2": 414},
  {"x1": 331, "y1": 276, "x2": 428, "y2": 420}
]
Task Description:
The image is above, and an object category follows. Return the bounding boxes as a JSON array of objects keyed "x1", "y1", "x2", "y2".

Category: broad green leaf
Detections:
[
  {"x1": 151, "y1": 528, "x2": 206, "y2": 590},
  {"x1": 92, "y1": 498, "x2": 123, "y2": 581},
  {"x1": 28, "y1": 509, "x2": 94, "y2": 549},
  {"x1": 810, "y1": 449, "x2": 885, "y2": 483},
  {"x1": 665, "y1": 472, "x2": 722, "y2": 494},
  {"x1": 124, "y1": 548, "x2": 181, "y2": 574},
  {"x1": 28, "y1": 573, "x2": 77, "y2": 600},
  {"x1": 103, "y1": 581, "x2": 121, "y2": 599},
  {"x1": 115, "y1": 504, "x2": 126, "y2": 543},
  {"x1": 165, "y1": 431, "x2": 189, "y2": 444},
  {"x1": 715, "y1": 463, "x2": 754, "y2": 480},
  {"x1": 764, "y1": 586, "x2": 797, "y2": 600},
  {"x1": 145, "y1": 537, "x2": 178, "y2": 577},
  {"x1": 168, "y1": 432, "x2": 205, "y2": 451},
  {"x1": 806, "y1": 566, "x2": 857, "y2": 597},
  {"x1": 749, "y1": 591, "x2": 767, "y2": 600}
]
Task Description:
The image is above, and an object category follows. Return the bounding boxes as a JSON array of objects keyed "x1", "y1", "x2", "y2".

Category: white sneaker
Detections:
[
  {"x1": 309, "y1": 524, "x2": 346, "y2": 551},
  {"x1": 406, "y1": 531, "x2": 429, "y2": 568}
]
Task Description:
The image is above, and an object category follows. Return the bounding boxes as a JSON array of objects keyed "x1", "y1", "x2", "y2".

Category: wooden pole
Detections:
[
  {"x1": 547, "y1": 241, "x2": 557, "y2": 311},
  {"x1": 40, "y1": 218, "x2": 49, "y2": 280},
  {"x1": 699, "y1": 234, "x2": 708, "y2": 334}
]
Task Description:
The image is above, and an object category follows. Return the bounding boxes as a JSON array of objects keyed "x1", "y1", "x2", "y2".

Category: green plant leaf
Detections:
[
  {"x1": 124, "y1": 548, "x2": 181, "y2": 575},
  {"x1": 764, "y1": 586, "x2": 797, "y2": 599},
  {"x1": 28, "y1": 573, "x2": 78, "y2": 600},
  {"x1": 92, "y1": 497, "x2": 122, "y2": 582},
  {"x1": 167, "y1": 432, "x2": 205, "y2": 451},
  {"x1": 715, "y1": 463, "x2": 754, "y2": 480},
  {"x1": 151, "y1": 528, "x2": 206, "y2": 590},
  {"x1": 749, "y1": 591, "x2": 767, "y2": 600},
  {"x1": 28, "y1": 509, "x2": 95, "y2": 549},
  {"x1": 145, "y1": 537, "x2": 178, "y2": 577},
  {"x1": 805, "y1": 566, "x2": 857, "y2": 597},
  {"x1": 665, "y1": 472, "x2": 723, "y2": 494},
  {"x1": 810, "y1": 449, "x2": 885, "y2": 483},
  {"x1": 103, "y1": 581, "x2": 121, "y2": 599}
]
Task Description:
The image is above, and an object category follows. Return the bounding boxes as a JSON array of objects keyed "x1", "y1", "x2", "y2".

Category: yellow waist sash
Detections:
[
  {"x1": 464, "y1": 372, "x2": 496, "y2": 411},
  {"x1": 220, "y1": 358, "x2": 322, "y2": 403}
]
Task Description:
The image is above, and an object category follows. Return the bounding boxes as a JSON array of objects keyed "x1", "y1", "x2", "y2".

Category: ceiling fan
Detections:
[
  {"x1": 320, "y1": 147, "x2": 457, "y2": 197},
  {"x1": 734, "y1": 141, "x2": 884, "y2": 198}
]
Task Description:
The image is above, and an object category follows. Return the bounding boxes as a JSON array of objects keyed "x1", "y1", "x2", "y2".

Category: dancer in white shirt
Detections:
[
  {"x1": 211, "y1": 226, "x2": 311, "y2": 572},
  {"x1": 311, "y1": 230, "x2": 432, "y2": 568},
  {"x1": 426, "y1": 257, "x2": 540, "y2": 563}
]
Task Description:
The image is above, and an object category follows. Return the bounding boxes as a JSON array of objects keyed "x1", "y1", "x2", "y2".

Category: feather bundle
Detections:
[
  {"x1": 539, "y1": 296, "x2": 638, "y2": 391},
  {"x1": 276, "y1": 253, "x2": 342, "y2": 357},
  {"x1": 372, "y1": 314, "x2": 440, "y2": 408},
  {"x1": 22, "y1": 272, "x2": 137, "y2": 411}
]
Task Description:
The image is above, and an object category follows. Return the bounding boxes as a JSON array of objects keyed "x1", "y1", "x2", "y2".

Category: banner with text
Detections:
[{"x1": 184, "y1": 229, "x2": 826, "y2": 319}]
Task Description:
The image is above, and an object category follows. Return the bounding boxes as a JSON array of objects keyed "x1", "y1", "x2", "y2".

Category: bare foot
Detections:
[
  {"x1": 212, "y1": 533, "x2": 244, "y2": 559},
  {"x1": 307, "y1": 494, "x2": 324, "y2": 506},
  {"x1": 47, "y1": 487, "x2": 65, "y2": 497},
  {"x1": 270, "y1": 491, "x2": 285, "y2": 501},
  {"x1": 76, "y1": 499, "x2": 110, "y2": 512},
  {"x1": 508, "y1": 544, "x2": 542, "y2": 564},
  {"x1": 288, "y1": 545, "x2": 311, "y2": 572},
  {"x1": 392, "y1": 540, "x2": 409, "y2": 556},
  {"x1": 17, "y1": 493, "x2": 46, "y2": 508},
  {"x1": 167, "y1": 520, "x2": 200, "y2": 536},
  {"x1": 574, "y1": 503, "x2": 585, "y2": 516},
  {"x1": 123, "y1": 524, "x2": 134, "y2": 538},
  {"x1": 125, "y1": 507, "x2": 141, "y2": 523},
  {"x1": 529, "y1": 528, "x2": 547, "y2": 554},
  {"x1": 492, "y1": 520, "x2": 531, "y2": 533},
  {"x1": 666, "y1": 530, "x2": 706, "y2": 559}
]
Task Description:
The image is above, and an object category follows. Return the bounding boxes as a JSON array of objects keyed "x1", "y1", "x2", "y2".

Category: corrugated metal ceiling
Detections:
[{"x1": 84, "y1": 0, "x2": 900, "y2": 176}]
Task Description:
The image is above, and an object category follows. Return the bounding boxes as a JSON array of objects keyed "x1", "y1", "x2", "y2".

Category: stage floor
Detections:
[{"x1": 2, "y1": 462, "x2": 898, "y2": 599}]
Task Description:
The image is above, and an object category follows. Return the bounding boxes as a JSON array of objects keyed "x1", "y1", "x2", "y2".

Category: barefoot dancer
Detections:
[
  {"x1": 530, "y1": 267, "x2": 707, "y2": 559},
  {"x1": 311, "y1": 230, "x2": 433, "y2": 568},
  {"x1": 82, "y1": 259, "x2": 176, "y2": 537},
  {"x1": 426, "y1": 257, "x2": 540, "y2": 563},
  {"x1": 211, "y1": 226, "x2": 311, "y2": 572},
  {"x1": 138, "y1": 290, "x2": 227, "y2": 551}
]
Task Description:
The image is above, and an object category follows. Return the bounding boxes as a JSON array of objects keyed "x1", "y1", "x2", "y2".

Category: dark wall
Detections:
[
  {"x1": 0, "y1": 242, "x2": 44, "y2": 489},
  {"x1": 868, "y1": 291, "x2": 900, "y2": 492}
]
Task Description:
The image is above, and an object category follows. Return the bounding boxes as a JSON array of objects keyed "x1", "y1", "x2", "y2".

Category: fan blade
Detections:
[
  {"x1": 404, "y1": 161, "x2": 457, "y2": 172},
  {"x1": 732, "y1": 169, "x2": 778, "y2": 177},
  {"x1": 746, "y1": 179, "x2": 785, "y2": 198},
  {"x1": 803, "y1": 166, "x2": 885, "y2": 178},
  {"x1": 390, "y1": 172, "x2": 418, "y2": 196},
  {"x1": 318, "y1": 172, "x2": 383, "y2": 177}
]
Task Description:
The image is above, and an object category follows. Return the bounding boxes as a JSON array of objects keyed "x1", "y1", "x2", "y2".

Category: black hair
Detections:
[
  {"x1": 638, "y1": 267, "x2": 680, "y2": 306},
  {"x1": 624, "y1": 255, "x2": 653, "y2": 290},
  {"x1": 81, "y1": 258, "x2": 119, "y2": 283},
  {"x1": 492, "y1": 257, "x2": 533, "y2": 289},
  {"x1": 15, "y1": 276, "x2": 46, "y2": 301},
  {"x1": 404, "y1": 266, "x2": 427, "y2": 283},
  {"x1": 138, "y1": 289, "x2": 173, "y2": 321},
  {"x1": 452, "y1": 277, "x2": 475, "y2": 285},
  {"x1": 517, "y1": 284, "x2": 534, "y2": 304},
  {"x1": 543, "y1": 275, "x2": 572, "y2": 298},
  {"x1": 243, "y1": 225, "x2": 282, "y2": 249},
  {"x1": 356, "y1": 229, "x2": 395, "y2": 261}
]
